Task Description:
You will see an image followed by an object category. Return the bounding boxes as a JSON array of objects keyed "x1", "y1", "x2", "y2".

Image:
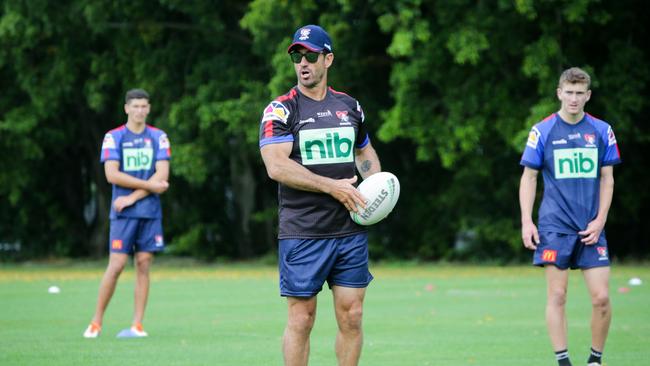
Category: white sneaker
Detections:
[
  {"x1": 587, "y1": 363, "x2": 601, "y2": 366},
  {"x1": 130, "y1": 324, "x2": 148, "y2": 337},
  {"x1": 116, "y1": 323, "x2": 148, "y2": 338},
  {"x1": 83, "y1": 322, "x2": 101, "y2": 338}
]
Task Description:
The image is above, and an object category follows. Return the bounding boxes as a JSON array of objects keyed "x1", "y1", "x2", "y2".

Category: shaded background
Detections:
[{"x1": 1, "y1": 0, "x2": 648, "y2": 262}]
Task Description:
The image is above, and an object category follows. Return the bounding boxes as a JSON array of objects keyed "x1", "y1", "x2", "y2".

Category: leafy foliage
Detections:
[{"x1": 1, "y1": 0, "x2": 648, "y2": 260}]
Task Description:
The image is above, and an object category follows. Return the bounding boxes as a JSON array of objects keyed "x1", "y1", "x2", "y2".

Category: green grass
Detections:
[{"x1": 0, "y1": 261, "x2": 648, "y2": 365}]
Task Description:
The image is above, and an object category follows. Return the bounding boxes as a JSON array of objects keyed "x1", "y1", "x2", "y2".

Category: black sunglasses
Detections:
[{"x1": 289, "y1": 51, "x2": 324, "y2": 64}]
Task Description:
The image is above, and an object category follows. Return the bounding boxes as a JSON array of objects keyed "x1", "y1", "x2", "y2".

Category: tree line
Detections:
[{"x1": 1, "y1": 0, "x2": 648, "y2": 261}]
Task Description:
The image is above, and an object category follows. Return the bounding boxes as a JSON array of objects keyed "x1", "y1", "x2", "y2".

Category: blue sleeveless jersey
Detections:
[
  {"x1": 100, "y1": 124, "x2": 171, "y2": 219},
  {"x1": 520, "y1": 113, "x2": 621, "y2": 234}
]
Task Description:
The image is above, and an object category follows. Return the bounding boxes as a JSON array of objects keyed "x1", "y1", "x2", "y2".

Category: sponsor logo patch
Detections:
[
  {"x1": 299, "y1": 127, "x2": 355, "y2": 165},
  {"x1": 568, "y1": 132, "x2": 581, "y2": 140},
  {"x1": 542, "y1": 249, "x2": 557, "y2": 262},
  {"x1": 317, "y1": 110, "x2": 332, "y2": 118},
  {"x1": 159, "y1": 134, "x2": 170, "y2": 149},
  {"x1": 552, "y1": 139, "x2": 567, "y2": 145},
  {"x1": 263, "y1": 101, "x2": 290, "y2": 124},
  {"x1": 155, "y1": 235, "x2": 164, "y2": 247},
  {"x1": 102, "y1": 133, "x2": 116, "y2": 150},
  {"x1": 597, "y1": 246, "x2": 608, "y2": 260},
  {"x1": 111, "y1": 239, "x2": 123, "y2": 250},
  {"x1": 526, "y1": 127, "x2": 541, "y2": 149},
  {"x1": 553, "y1": 148, "x2": 598, "y2": 179},
  {"x1": 356, "y1": 101, "x2": 365, "y2": 122},
  {"x1": 299, "y1": 117, "x2": 315, "y2": 124},
  {"x1": 607, "y1": 126, "x2": 617, "y2": 146},
  {"x1": 123, "y1": 148, "x2": 154, "y2": 171}
]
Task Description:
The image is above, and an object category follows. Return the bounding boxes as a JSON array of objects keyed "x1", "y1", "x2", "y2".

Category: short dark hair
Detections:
[{"x1": 125, "y1": 89, "x2": 150, "y2": 104}]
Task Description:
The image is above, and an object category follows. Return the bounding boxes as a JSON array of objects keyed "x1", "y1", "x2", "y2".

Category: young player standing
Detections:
[
  {"x1": 84, "y1": 89, "x2": 171, "y2": 338},
  {"x1": 519, "y1": 67, "x2": 621, "y2": 366}
]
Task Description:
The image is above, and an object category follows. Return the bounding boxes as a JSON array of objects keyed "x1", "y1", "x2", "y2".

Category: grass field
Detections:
[{"x1": 0, "y1": 261, "x2": 648, "y2": 365}]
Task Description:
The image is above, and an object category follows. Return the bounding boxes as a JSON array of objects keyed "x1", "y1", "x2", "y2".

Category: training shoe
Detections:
[
  {"x1": 83, "y1": 322, "x2": 101, "y2": 338},
  {"x1": 587, "y1": 363, "x2": 601, "y2": 366},
  {"x1": 116, "y1": 323, "x2": 148, "y2": 338}
]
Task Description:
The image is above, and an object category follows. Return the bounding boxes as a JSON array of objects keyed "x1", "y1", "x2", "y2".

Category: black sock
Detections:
[
  {"x1": 588, "y1": 347, "x2": 602, "y2": 364},
  {"x1": 555, "y1": 349, "x2": 572, "y2": 366}
]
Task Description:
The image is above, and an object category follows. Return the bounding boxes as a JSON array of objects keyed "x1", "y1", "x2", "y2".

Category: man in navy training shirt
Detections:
[
  {"x1": 519, "y1": 67, "x2": 621, "y2": 366},
  {"x1": 259, "y1": 25, "x2": 382, "y2": 366}
]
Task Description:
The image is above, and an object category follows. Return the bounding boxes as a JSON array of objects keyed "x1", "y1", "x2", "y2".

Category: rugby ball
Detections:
[{"x1": 350, "y1": 172, "x2": 400, "y2": 226}]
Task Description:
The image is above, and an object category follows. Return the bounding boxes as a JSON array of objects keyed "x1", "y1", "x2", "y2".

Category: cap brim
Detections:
[{"x1": 287, "y1": 42, "x2": 323, "y2": 53}]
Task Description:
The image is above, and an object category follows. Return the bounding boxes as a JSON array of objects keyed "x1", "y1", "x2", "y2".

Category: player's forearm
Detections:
[
  {"x1": 355, "y1": 144, "x2": 381, "y2": 179},
  {"x1": 519, "y1": 174, "x2": 537, "y2": 224},
  {"x1": 267, "y1": 157, "x2": 335, "y2": 194},
  {"x1": 106, "y1": 171, "x2": 152, "y2": 191}
]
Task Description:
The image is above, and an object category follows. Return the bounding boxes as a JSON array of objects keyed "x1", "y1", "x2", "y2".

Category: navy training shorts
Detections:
[
  {"x1": 109, "y1": 218, "x2": 165, "y2": 254},
  {"x1": 278, "y1": 232, "x2": 373, "y2": 297},
  {"x1": 533, "y1": 231, "x2": 610, "y2": 270}
]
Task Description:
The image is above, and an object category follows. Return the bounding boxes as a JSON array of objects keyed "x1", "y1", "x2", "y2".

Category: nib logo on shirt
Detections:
[
  {"x1": 553, "y1": 148, "x2": 598, "y2": 179},
  {"x1": 299, "y1": 127, "x2": 355, "y2": 165}
]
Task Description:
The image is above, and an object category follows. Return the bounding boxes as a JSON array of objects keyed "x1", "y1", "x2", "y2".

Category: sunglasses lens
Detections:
[
  {"x1": 290, "y1": 52, "x2": 302, "y2": 63},
  {"x1": 305, "y1": 52, "x2": 319, "y2": 63},
  {"x1": 290, "y1": 52, "x2": 321, "y2": 63}
]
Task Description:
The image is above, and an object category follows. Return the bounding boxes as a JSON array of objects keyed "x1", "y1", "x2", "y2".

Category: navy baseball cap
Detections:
[{"x1": 287, "y1": 25, "x2": 333, "y2": 53}]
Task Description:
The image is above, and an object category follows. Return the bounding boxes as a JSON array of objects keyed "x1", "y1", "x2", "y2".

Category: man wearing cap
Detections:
[{"x1": 259, "y1": 25, "x2": 382, "y2": 366}]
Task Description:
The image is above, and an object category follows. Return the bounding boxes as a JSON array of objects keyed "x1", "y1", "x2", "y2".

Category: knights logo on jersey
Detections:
[
  {"x1": 583, "y1": 133, "x2": 596, "y2": 147},
  {"x1": 336, "y1": 110, "x2": 349, "y2": 123},
  {"x1": 596, "y1": 246, "x2": 608, "y2": 260},
  {"x1": 607, "y1": 126, "x2": 617, "y2": 146},
  {"x1": 526, "y1": 127, "x2": 541, "y2": 149},
  {"x1": 263, "y1": 101, "x2": 290, "y2": 124}
]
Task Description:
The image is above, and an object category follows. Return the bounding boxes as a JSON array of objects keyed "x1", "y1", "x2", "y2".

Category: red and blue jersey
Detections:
[
  {"x1": 259, "y1": 86, "x2": 369, "y2": 239},
  {"x1": 520, "y1": 113, "x2": 621, "y2": 234},
  {"x1": 100, "y1": 124, "x2": 171, "y2": 219}
]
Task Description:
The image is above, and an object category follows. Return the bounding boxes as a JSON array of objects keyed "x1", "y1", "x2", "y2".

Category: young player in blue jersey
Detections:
[
  {"x1": 519, "y1": 68, "x2": 621, "y2": 366},
  {"x1": 83, "y1": 89, "x2": 171, "y2": 338},
  {"x1": 259, "y1": 25, "x2": 382, "y2": 366}
]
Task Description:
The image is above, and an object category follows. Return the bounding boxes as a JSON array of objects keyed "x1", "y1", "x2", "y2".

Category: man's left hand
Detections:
[{"x1": 578, "y1": 218, "x2": 605, "y2": 245}]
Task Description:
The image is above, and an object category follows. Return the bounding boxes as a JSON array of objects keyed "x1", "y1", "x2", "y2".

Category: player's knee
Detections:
[
  {"x1": 591, "y1": 291, "x2": 610, "y2": 310},
  {"x1": 135, "y1": 255, "x2": 153, "y2": 272},
  {"x1": 339, "y1": 304, "x2": 363, "y2": 332},
  {"x1": 288, "y1": 312, "x2": 316, "y2": 334},
  {"x1": 548, "y1": 288, "x2": 567, "y2": 306}
]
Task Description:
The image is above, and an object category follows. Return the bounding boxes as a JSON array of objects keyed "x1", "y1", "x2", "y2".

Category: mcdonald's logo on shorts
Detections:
[
  {"x1": 111, "y1": 239, "x2": 123, "y2": 250},
  {"x1": 542, "y1": 249, "x2": 557, "y2": 262}
]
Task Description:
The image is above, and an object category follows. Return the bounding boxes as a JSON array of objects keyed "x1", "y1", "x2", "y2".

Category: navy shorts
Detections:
[
  {"x1": 278, "y1": 232, "x2": 373, "y2": 297},
  {"x1": 533, "y1": 231, "x2": 610, "y2": 270},
  {"x1": 109, "y1": 218, "x2": 165, "y2": 254}
]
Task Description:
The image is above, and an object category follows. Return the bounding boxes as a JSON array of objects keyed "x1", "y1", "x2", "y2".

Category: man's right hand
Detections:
[
  {"x1": 328, "y1": 176, "x2": 367, "y2": 213},
  {"x1": 147, "y1": 180, "x2": 169, "y2": 194},
  {"x1": 521, "y1": 220, "x2": 540, "y2": 250}
]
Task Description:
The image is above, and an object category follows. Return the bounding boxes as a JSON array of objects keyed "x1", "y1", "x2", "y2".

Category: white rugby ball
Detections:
[{"x1": 350, "y1": 172, "x2": 400, "y2": 226}]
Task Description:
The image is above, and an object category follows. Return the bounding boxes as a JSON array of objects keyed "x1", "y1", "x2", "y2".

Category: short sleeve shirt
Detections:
[
  {"x1": 520, "y1": 113, "x2": 621, "y2": 234},
  {"x1": 100, "y1": 124, "x2": 171, "y2": 219},
  {"x1": 259, "y1": 86, "x2": 369, "y2": 239}
]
